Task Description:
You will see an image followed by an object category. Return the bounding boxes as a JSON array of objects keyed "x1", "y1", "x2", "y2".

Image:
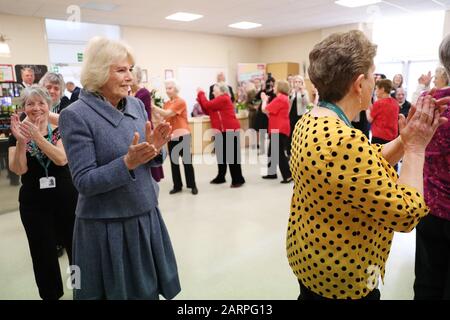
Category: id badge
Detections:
[{"x1": 39, "y1": 177, "x2": 56, "y2": 189}]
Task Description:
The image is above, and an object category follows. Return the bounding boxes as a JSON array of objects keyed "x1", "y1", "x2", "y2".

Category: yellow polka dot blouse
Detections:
[{"x1": 287, "y1": 113, "x2": 429, "y2": 300}]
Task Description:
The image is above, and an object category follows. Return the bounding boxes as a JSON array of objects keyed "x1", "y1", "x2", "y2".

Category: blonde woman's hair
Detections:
[
  {"x1": 80, "y1": 37, "x2": 135, "y2": 92},
  {"x1": 293, "y1": 75, "x2": 305, "y2": 83}
]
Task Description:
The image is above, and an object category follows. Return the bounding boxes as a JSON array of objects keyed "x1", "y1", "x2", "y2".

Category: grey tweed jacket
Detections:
[{"x1": 59, "y1": 90, "x2": 164, "y2": 219}]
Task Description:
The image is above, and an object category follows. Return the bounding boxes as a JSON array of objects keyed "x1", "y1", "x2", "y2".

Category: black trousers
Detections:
[
  {"x1": 214, "y1": 131, "x2": 245, "y2": 185},
  {"x1": 288, "y1": 110, "x2": 301, "y2": 155},
  {"x1": 19, "y1": 193, "x2": 76, "y2": 300},
  {"x1": 414, "y1": 214, "x2": 450, "y2": 300},
  {"x1": 168, "y1": 134, "x2": 196, "y2": 190},
  {"x1": 268, "y1": 133, "x2": 292, "y2": 180},
  {"x1": 298, "y1": 280, "x2": 380, "y2": 300}
]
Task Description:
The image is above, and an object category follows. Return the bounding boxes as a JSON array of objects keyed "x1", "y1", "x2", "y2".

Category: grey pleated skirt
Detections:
[{"x1": 72, "y1": 207, "x2": 181, "y2": 300}]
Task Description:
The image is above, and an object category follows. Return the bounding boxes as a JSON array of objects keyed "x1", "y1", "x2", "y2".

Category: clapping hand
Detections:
[
  {"x1": 145, "y1": 121, "x2": 172, "y2": 151},
  {"x1": 418, "y1": 71, "x2": 432, "y2": 87},
  {"x1": 20, "y1": 117, "x2": 44, "y2": 142},
  {"x1": 124, "y1": 132, "x2": 159, "y2": 170},
  {"x1": 399, "y1": 95, "x2": 448, "y2": 154},
  {"x1": 10, "y1": 114, "x2": 30, "y2": 144}
]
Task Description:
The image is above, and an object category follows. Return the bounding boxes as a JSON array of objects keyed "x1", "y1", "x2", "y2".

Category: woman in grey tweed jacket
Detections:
[{"x1": 59, "y1": 37, "x2": 180, "y2": 300}]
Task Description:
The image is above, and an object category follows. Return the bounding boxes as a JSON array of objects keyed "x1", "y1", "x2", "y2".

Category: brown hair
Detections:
[
  {"x1": 308, "y1": 30, "x2": 377, "y2": 103},
  {"x1": 376, "y1": 79, "x2": 393, "y2": 94},
  {"x1": 276, "y1": 80, "x2": 290, "y2": 95}
]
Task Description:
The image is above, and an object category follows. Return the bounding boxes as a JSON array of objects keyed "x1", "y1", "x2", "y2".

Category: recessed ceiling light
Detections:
[
  {"x1": 228, "y1": 21, "x2": 262, "y2": 30},
  {"x1": 165, "y1": 12, "x2": 203, "y2": 22},
  {"x1": 335, "y1": 0, "x2": 382, "y2": 8},
  {"x1": 80, "y1": 2, "x2": 119, "y2": 11}
]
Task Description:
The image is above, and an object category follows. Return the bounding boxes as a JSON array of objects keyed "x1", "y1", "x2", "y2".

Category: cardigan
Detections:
[
  {"x1": 266, "y1": 93, "x2": 290, "y2": 136},
  {"x1": 197, "y1": 91, "x2": 240, "y2": 132}
]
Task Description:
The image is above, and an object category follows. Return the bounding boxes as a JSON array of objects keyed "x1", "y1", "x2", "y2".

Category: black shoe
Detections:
[
  {"x1": 191, "y1": 187, "x2": 198, "y2": 195},
  {"x1": 57, "y1": 245, "x2": 64, "y2": 258},
  {"x1": 262, "y1": 174, "x2": 278, "y2": 180},
  {"x1": 231, "y1": 183, "x2": 244, "y2": 188},
  {"x1": 169, "y1": 188, "x2": 182, "y2": 194},
  {"x1": 210, "y1": 178, "x2": 226, "y2": 184},
  {"x1": 281, "y1": 177, "x2": 293, "y2": 184}
]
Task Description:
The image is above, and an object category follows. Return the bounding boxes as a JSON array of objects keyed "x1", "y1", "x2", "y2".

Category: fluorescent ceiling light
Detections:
[
  {"x1": 165, "y1": 12, "x2": 203, "y2": 22},
  {"x1": 228, "y1": 21, "x2": 262, "y2": 30},
  {"x1": 335, "y1": 0, "x2": 382, "y2": 8},
  {"x1": 80, "y1": 2, "x2": 119, "y2": 11}
]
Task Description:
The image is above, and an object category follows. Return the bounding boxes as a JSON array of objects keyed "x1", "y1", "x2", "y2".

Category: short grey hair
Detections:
[
  {"x1": 439, "y1": 34, "x2": 450, "y2": 76},
  {"x1": 21, "y1": 67, "x2": 34, "y2": 74},
  {"x1": 81, "y1": 37, "x2": 135, "y2": 92},
  {"x1": 395, "y1": 87, "x2": 406, "y2": 94},
  {"x1": 435, "y1": 65, "x2": 449, "y2": 84},
  {"x1": 20, "y1": 85, "x2": 52, "y2": 108},
  {"x1": 164, "y1": 78, "x2": 180, "y2": 93},
  {"x1": 215, "y1": 82, "x2": 230, "y2": 95},
  {"x1": 39, "y1": 72, "x2": 66, "y2": 98}
]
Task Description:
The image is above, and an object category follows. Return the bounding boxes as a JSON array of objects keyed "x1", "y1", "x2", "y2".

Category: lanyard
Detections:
[
  {"x1": 30, "y1": 125, "x2": 53, "y2": 177},
  {"x1": 318, "y1": 101, "x2": 354, "y2": 128}
]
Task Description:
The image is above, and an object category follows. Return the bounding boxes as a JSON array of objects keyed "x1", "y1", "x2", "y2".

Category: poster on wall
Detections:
[
  {"x1": 0, "y1": 64, "x2": 15, "y2": 82},
  {"x1": 237, "y1": 63, "x2": 266, "y2": 82},
  {"x1": 165, "y1": 69, "x2": 174, "y2": 80},
  {"x1": 236, "y1": 63, "x2": 266, "y2": 104},
  {"x1": 14, "y1": 65, "x2": 48, "y2": 87}
]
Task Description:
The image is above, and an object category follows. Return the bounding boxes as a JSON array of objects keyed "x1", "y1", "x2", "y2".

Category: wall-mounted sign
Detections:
[
  {"x1": 0, "y1": 64, "x2": 14, "y2": 82},
  {"x1": 77, "y1": 53, "x2": 83, "y2": 63}
]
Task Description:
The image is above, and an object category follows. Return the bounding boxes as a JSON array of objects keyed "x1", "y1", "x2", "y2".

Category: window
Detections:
[
  {"x1": 45, "y1": 19, "x2": 121, "y2": 89},
  {"x1": 372, "y1": 10, "x2": 444, "y2": 101}
]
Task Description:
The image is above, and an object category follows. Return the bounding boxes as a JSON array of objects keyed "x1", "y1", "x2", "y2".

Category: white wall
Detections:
[
  {"x1": 259, "y1": 23, "x2": 373, "y2": 78},
  {"x1": 443, "y1": 10, "x2": 450, "y2": 38},
  {"x1": 0, "y1": 14, "x2": 49, "y2": 67},
  {"x1": 121, "y1": 26, "x2": 261, "y2": 91}
]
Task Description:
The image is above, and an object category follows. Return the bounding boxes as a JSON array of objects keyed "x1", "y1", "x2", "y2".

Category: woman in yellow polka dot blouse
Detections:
[{"x1": 286, "y1": 30, "x2": 449, "y2": 300}]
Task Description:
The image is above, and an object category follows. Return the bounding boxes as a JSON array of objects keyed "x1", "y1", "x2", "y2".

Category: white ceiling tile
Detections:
[{"x1": 0, "y1": 0, "x2": 445, "y2": 38}]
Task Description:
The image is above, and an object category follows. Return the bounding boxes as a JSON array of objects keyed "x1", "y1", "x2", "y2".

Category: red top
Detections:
[
  {"x1": 197, "y1": 91, "x2": 240, "y2": 132},
  {"x1": 266, "y1": 93, "x2": 290, "y2": 136},
  {"x1": 370, "y1": 97, "x2": 399, "y2": 141}
]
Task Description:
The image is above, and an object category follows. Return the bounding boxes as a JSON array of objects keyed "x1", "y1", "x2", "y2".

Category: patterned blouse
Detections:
[
  {"x1": 287, "y1": 113, "x2": 429, "y2": 299},
  {"x1": 26, "y1": 127, "x2": 60, "y2": 159},
  {"x1": 421, "y1": 87, "x2": 450, "y2": 221}
]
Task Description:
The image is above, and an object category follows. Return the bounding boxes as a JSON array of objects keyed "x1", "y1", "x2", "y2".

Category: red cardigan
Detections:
[
  {"x1": 370, "y1": 97, "x2": 399, "y2": 141},
  {"x1": 197, "y1": 91, "x2": 240, "y2": 132},
  {"x1": 266, "y1": 93, "x2": 290, "y2": 136}
]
